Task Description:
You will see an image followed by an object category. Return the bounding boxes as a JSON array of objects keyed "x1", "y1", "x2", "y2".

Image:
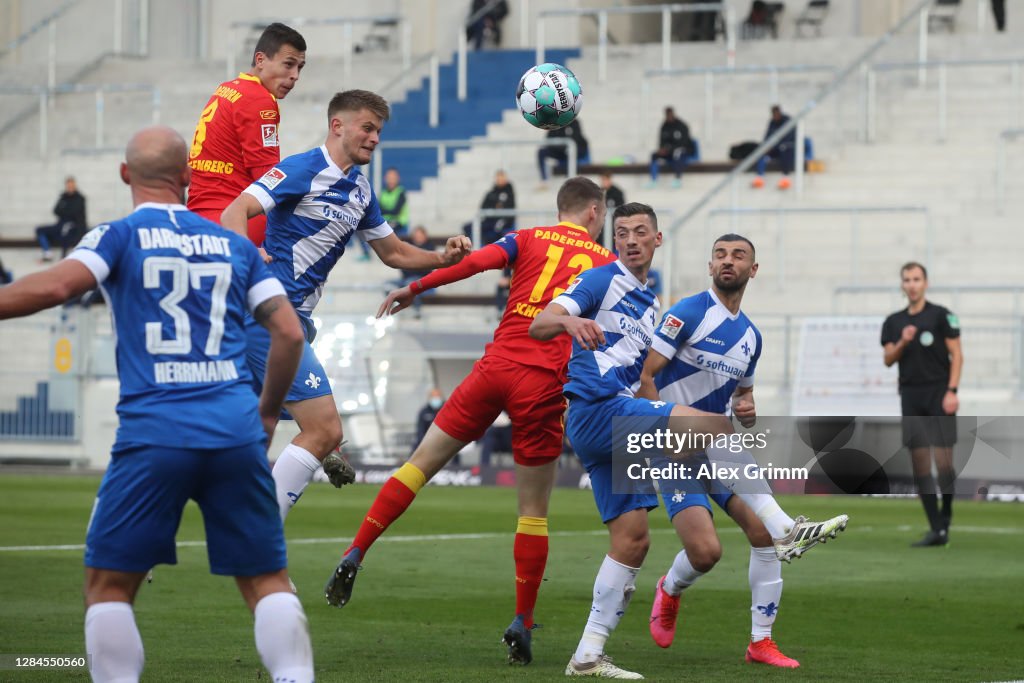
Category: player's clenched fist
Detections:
[{"x1": 441, "y1": 235, "x2": 473, "y2": 266}]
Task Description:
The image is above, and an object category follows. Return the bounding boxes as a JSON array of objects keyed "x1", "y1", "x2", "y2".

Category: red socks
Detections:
[
  {"x1": 514, "y1": 516, "x2": 549, "y2": 629},
  {"x1": 346, "y1": 463, "x2": 426, "y2": 559}
]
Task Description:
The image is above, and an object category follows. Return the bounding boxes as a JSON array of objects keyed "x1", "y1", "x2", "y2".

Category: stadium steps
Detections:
[{"x1": 377, "y1": 48, "x2": 580, "y2": 193}]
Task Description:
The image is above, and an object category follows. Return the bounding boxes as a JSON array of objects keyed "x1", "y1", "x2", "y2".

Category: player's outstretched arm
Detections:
[
  {"x1": 377, "y1": 244, "x2": 512, "y2": 318},
  {"x1": 637, "y1": 349, "x2": 671, "y2": 401},
  {"x1": 371, "y1": 233, "x2": 471, "y2": 271},
  {"x1": 253, "y1": 294, "x2": 304, "y2": 443},
  {"x1": 377, "y1": 285, "x2": 415, "y2": 318},
  {"x1": 0, "y1": 260, "x2": 97, "y2": 320},
  {"x1": 221, "y1": 193, "x2": 266, "y2": 240},
  {"x1": 530, "y1": 303, "x2": 605, "y2": 350}
]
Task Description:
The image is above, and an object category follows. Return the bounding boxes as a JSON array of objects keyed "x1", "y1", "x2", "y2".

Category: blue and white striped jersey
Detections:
[
  {"x1": 651, "y1": 289, "x2": 762, "y2": 415},
  {"x1": 245, "y1": 145, "x2": 392, "y2": 314},
  {"x1": 68, "y1": 203, "x2": 285, "y2": 450},
  {"x1": 553, "y1": 260, "x2": 660, "y2": 401}
]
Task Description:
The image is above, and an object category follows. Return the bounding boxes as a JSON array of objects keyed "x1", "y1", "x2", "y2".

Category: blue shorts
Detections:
[
  {"x1": 566, "y1": 394, "x2": 675, "y2": 524},
  {"x1": 245, "y1": 314, "x2": 332, "y2": 411},
  {"x1": 656, "y1": 453, "x2": 734, "y2": 521},
  {"x1": 84, "y1": 442, "x2": 286, "y2": 576}
]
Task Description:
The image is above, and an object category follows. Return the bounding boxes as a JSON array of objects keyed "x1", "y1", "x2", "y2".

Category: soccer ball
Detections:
[{"x1": 516, "y1": 63, "x2": 583, "y2": 130}]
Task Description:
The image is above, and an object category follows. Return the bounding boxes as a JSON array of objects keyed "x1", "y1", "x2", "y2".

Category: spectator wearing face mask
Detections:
[{"x1": 414, "y1": 388, "x2": 446, "y2": 455}]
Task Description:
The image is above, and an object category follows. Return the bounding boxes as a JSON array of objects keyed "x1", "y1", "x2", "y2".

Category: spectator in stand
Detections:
[
  {"x1": 538, "y1": 120, "x2": 590, "y2": 185},
  {"x1": 0, "y1": 256, "x2": 12, "y2": 285},
  {"x1": 648, "y1": 108, "x2": 696, "y2": 189},
  {"x1": 362, "y1": 166, "x2": 410, "y2": 262},
  {"x1": 495, "y1": 267, "x2": 512, "y2": 314},
  {"x1": 752, "y1": 105, "x2": 797, "y2": 190},
  {"x1": 479, "y1": 411, "x2": 513, "y2": 467},
  {"x1": 601, "y1": 172, "x2": 625, "y2": 212},
  {"x1": 991, "y1": 0, "x2": 1006, "y2": 31},
  {"x1": 395, "y1": 225, "x2": 436, "y2": 316},
  {"x1": 466, "y1": 0, "x2": 509, "y2": 50},
  {"x1": 414, "y1": 388, "x2": 445, "y2": 455},
  {"x1": 35, "y1": 176, "x2": 87, "y2": 261},
  {"x1": 380, "y1": 168, "x2": 410, "y2": 238},
  {"x1": 478, "y1": 169, "x2": 516, "y2": 245}
]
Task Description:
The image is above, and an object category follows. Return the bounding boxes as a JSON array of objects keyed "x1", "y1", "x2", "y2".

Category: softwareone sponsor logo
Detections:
[{"x1": 695, "y1": 353, "x2": 745, "y2": 379}]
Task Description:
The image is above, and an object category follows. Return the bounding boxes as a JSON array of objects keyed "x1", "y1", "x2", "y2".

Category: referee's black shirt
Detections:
[{"x1": 880, "y1": 302, "x2": 960, "y2": 388}]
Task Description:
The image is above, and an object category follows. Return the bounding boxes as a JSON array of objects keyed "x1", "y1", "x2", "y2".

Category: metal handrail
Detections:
[
  {"x1": 663, "y1": 0, "x2": 935, "y2": 272},
  {"x1": 703, "y1": 205, "x2": 932, "y2": 289},
  {"x1": 995, "y1": 127, "x2": 1024, "y2": 212},
  {"x1": 0, "y1": 82, "x2": 160, "y2": 155},
  {"x1": 0, "y1": 0, "x2": 80, "y2": 58},
  {"x1": 832, "y1": 284, "x2": 1024, "y2": 317},
  {"x1": 226, "y1": 14, "x2": 411, "y2": 81},
  {"x1": 865, "y1": 57, "x2": 1024, "y2": 142},
  {"x1": 641, "y1": 64, "x2": 839, "y2": 146},
  {"x1": 536, "y1": 3, "x2": 735, "y2": 82},
  {"x1": 370, "y1": 138, "x2": 577, "y2": 220}
]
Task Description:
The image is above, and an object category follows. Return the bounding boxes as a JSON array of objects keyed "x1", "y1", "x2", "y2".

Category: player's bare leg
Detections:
[
  {"x1": 503, "y1": 460, "x2": 558, "y2": 665},
  {"x1": 651, "y1": 507, "x2": 720, "y2": 648},
  {"x1": 272, "y1": 395, "x2": 347, "y2": 523},
  {"x1": 325, "y1": 425, "x2": 466, "y2": 607}
]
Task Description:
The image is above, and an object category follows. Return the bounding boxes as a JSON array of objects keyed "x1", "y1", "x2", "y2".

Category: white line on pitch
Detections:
[{"x1": 1, "y1": 523, "x2": 1019, "y2": 553}]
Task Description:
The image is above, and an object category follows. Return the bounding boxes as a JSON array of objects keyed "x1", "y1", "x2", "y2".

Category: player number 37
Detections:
[{"x1": 143, "y1": 256, "x2": 231, "y2": 356}]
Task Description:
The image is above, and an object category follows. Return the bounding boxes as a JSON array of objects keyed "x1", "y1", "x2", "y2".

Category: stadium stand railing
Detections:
[
  {"x1": 535, "y1": 2, "x2": 737, "y2": 79},
  {"x1": 225, "y1": 14, "x2": 412, "y2": 82},
  {"x1": 995, "y1": 127, "x2": 1024, "y2": 212}
]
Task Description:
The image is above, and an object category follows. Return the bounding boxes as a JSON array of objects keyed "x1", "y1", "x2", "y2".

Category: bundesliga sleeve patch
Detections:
[
  {"x1": 258, "y1": 167, "x2": 287, "y2": 189},
  {"x1": 261, "y1": 123, "x2": 279, "y2": 147},
  {"x1": 660, "y1": 314, "x2": 684, "y2": 339},
  {"x1": 947, "y1": 313, "x2": 960, "y2": 329},
  {"x1": 564, "y1": 276, "x2": 583, "y2": 295},
  {"x1": 77, "y1": 224, "x2": 111, "y2": 250}
]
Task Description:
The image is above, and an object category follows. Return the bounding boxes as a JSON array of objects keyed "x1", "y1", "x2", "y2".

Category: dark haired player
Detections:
[{"x1": 188, "y1": 22, "x2": 307, "y2": 246}]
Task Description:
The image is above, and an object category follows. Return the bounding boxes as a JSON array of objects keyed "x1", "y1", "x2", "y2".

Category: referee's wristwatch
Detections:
[{"x1": 947, "y1": 387, "x2": 958, "y2": 394}]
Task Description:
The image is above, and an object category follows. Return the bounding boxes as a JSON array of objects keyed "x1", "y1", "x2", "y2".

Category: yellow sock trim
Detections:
[
  {"x1": 393, "y1": 462, "x2": 427, "y2": 493},
  {"x1": 517, "y1": 516, "x2": 549, "y2": 536}
]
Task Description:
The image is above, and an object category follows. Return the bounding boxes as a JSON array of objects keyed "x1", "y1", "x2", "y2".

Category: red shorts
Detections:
[{"x1": 433, "y1": 355, "x2": 566, "y2": 466}]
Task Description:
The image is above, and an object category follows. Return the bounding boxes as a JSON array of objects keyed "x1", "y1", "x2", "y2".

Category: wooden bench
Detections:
[
  {"x1": 0, "y1": 238, "x2": 38, "y2": 249},
  {"x1": 420, "y1": 294, "x2": 495, "y2": 307},
  {"x1": 554, "y1": 160, "x2": 813, "y2": 176}
]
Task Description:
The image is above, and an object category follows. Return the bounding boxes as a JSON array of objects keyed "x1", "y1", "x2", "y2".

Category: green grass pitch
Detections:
[{"x1": 0, "y1": 475, "x2": 1021, "y2": 681}]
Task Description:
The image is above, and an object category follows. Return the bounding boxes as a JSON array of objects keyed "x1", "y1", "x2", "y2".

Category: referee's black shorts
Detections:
[{"x1": 900, "y1": 382, "x2": 957, "y2": 448}]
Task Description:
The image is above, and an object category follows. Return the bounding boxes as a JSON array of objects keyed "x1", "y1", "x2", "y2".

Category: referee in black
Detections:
[{"x1": 881, "y1": 262, "x2": 963, "y2": 547}]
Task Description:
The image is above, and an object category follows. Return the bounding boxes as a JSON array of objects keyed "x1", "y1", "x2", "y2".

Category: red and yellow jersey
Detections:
[
  {"x1": 186, "y1": 73, "x2": 280, "y2": 242},
  {"x1": 414, "y1": 222, "x2": 613, "y2": 376}
]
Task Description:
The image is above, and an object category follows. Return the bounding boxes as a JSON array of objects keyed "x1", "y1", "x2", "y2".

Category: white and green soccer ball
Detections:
[{"x1": 515, "y1": 63, "x2": 583, "y2": 130}]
